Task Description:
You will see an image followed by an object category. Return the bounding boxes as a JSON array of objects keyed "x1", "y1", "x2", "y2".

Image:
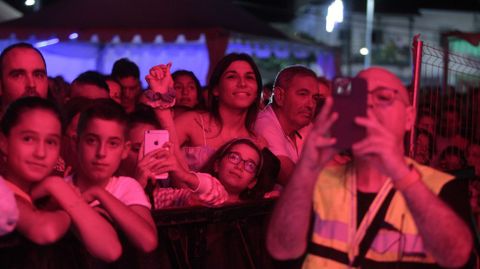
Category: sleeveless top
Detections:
[{"x1": 182, "y1": 114, "x2": 216, "y2": 171}]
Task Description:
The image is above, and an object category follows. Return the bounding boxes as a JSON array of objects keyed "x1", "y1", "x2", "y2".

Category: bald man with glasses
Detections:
[{"x1": 267, "y1": 67, "x2": 475, "y2": 269}]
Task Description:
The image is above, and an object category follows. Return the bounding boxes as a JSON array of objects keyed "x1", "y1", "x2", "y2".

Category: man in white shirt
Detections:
[{"x1": 255, "y1": 65, "x2": 319, "y2": 185}]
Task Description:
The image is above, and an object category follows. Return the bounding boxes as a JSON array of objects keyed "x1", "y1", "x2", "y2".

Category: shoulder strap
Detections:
[
  {"x1": 352, "y1": 188, "x2": 396, "y2": 267},
  {"x1": 200, "y1": 113, "x2": 207, "y2": 146}
]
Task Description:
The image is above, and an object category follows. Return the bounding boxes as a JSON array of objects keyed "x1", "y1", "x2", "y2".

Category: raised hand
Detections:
[
  {"x1": 145, "y1": 63, "x2": 173, "y2": 95},
  {"x1": 352, "y1": 110, "x2": 409, "y2": 180},
  {"x1": 299, "y1": 97, "x2": 338, "y2": 170}
]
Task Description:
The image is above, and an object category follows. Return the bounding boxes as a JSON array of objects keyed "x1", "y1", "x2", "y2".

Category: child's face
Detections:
[
  {"x1": 1, "y1": 109, "x2": 61, "y2": 185},
  {"x1": 77, "y1": 118, "x2": 130, "y2": 183},
  {"x1": 122, "y1": 122, "x2": 156, "y2": 176},
  {"x1": 215, "y1": 143, "x2": 259, "y2": 195},
  {"x1": 414, "y1": 134, "x2": 431, "y2": 165}
]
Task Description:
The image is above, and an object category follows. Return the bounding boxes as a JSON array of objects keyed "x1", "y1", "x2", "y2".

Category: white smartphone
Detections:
[{"x1": 144, "y1": 130, "x2": 169, "y2": 180}]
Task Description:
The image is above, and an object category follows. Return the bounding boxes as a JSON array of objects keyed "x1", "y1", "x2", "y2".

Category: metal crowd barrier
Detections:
[{"x1": 0, "y1": 199, "x2": 277, "y2": 269}]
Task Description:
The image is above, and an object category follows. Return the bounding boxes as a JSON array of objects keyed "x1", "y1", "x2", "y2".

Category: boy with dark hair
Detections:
[
  {"x1": 71, "y1": 98, "x2": 158, "y2": 253},
  {"x1": 0, "y1": 97, "x2": 121, "y2": 263},
  {"x1": 111, "y1": 58, "x2": 142, "y2": 113},
  {"x1": 70, "y1": 71, "x2": 110, "y2": 99}
]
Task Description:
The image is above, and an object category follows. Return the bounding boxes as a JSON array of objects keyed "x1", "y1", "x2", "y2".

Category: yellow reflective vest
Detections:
[{"x1": 303, "y1": 159, "x2": 454, "y2": 269}]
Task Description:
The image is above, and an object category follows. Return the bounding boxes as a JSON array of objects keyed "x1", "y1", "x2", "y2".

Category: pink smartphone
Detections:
[
  {"x1": 330, "y1": 77, "x2": 368, "y2": 150},
  {"x1": 144, "y1": 130, "x2": 169, "y2": 179}
]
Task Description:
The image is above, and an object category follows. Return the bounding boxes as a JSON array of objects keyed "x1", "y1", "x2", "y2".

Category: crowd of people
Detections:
[{"x1": 0, "y1": 42, "x2": 477, "y2": 268}]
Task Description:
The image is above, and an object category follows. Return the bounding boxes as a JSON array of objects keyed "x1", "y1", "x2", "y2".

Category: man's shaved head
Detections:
[{"x1": 356, "y1": 67, "x2": 410, "y2": 105}]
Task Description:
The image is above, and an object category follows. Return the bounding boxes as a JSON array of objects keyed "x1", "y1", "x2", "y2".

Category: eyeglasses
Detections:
[
  {"x1": 369, "y1": 87, "x2": 409, "y2": 107},
  {"x1": 225, "y1": 152, "x2": 258, "y2": 174}
]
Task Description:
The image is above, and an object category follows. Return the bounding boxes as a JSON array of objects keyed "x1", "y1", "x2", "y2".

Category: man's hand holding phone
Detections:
[{"x1": 352, "y1": 110, "x2": 411, "y2": 182}]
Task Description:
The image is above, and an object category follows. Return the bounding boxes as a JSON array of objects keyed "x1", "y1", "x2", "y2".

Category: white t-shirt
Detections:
[
  {"x1": 255, "y1": 105, "x2": 309, "y2": 163},
  {"x1": 65, "y1": 176, "x2": 151, "y2": 209}
]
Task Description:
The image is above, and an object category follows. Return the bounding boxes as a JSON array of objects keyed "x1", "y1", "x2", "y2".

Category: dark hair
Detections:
[
  {"x1": 72, "y1": 71, "x2": 109, "y2": 93},
  {"x1": 111, "y1": 58, "x2": 140, "y2": 79},
  {"x1": 200, "y1": 138, "x2": 263, "y2": 200},
  {"x1": 0, "y1": 42, "x2": 46, "y2": 77},
  {"x1": 104, "y1": 75, "x2": 121, "y2": 89},
  {"x1": 439, "y1": 146, "x2": 467, "y2": 168},
  {"x1": 172, "y1": 70, "x2": 205, "y2": 109},
  {"x1": 63, "y1": 97, "x2": 94, "y2": 127},
  {"x1": 1, "y1": 97, "x2": 64, "y2": 135},
  {"x1": 208, "y1": 53, "x2": 262, "y2": 135},
  {"x1": 127, "y1": 104, "x2": 161, "y2": 130},
  {"x1": 77, "y1": 98, "x2": 128, "y2": 137},
  {"x1": 274, "y1": 65, "x2": 317, "y2": 88},
  {"x1": 272, "y1": 65, "x2": 317, "y2": 105}
]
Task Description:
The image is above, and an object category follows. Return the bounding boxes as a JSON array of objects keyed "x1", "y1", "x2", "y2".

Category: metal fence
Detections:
[{"x1": 410, "y1": 35, "x2": 480, "y2": 171}]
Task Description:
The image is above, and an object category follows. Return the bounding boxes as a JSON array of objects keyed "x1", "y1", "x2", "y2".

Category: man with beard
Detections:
[
  {"x1": 255, "y1": 65, "x2": 319, "y2": 185},
  {"x1": 0, "y1": 43, "x2": 50, "y2": 176},
  {"x1": 0, "y1": 43, "x2": 48, "y2": 116}
]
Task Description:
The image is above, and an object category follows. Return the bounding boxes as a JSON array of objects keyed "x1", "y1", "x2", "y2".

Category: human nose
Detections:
[
  {"x1": 25, "y1": 74, "x2": 36, "y2": 89},
  {"x1": 238, "y1": 77, "x2": 246, "y2": 88},
  {"x1": 33, "y1": 141, "x2": 46, "y2": 159},
  {"x1": 307, "y1": 96, "x2": 316, "y2": 109},
  {"x1": 96, "y1": 142, "x2": 107, "y2": 158}
]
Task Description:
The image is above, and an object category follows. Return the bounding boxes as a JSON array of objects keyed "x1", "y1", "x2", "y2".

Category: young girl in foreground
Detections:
[{"x1": 0, "y1": 97, "x2": 121, "y2": 263}]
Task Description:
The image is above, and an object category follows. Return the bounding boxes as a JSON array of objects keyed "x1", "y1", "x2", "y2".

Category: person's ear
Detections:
[
  {"x1": 121, "y1": 141, "x2": 131, "y2": 160},
  {"x1": 0, "y1": 133, "x2": 8, "y2": 156},
  {"x1": 273, "y1": 86, "x2": 285, "y2": 107},
  {"x1": 405, "y1": 106, "x2": 416, "y2": 131},
  {"x1": 212, "y1": 86, "x2": 220, "y2": 97}
]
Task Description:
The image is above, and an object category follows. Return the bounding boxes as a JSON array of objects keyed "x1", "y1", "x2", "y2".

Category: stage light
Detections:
[
  {"x1": 326, "y1": 0, "x2": 343, "y2": 33},
  {"x1": 34, "y1": 38, "x2": 60, "y2": 48},
  {"x1": 25, "y1": 0, "x2": 35, "y2": 6},
  {"x1": 69, "y1": 33, "x2": 79, "y2": 40}
]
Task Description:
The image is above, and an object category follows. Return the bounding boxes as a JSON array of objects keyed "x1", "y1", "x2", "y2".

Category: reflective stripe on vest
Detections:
[{"x1": 304, "y1": 158, "x2": 454, "y2": 268}]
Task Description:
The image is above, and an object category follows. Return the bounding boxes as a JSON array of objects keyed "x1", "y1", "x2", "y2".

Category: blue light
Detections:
[
  {"x1": 69, "y1": 33, "x2": 79, "y2": 40},
  {"x1": 34, "y1": 38, "x2": 60, "y2": 48}
]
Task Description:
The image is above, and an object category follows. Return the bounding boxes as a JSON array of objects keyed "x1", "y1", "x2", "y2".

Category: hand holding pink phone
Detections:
[{"x1": 144, "y1": 130, "x2": 170, "y2": 179}]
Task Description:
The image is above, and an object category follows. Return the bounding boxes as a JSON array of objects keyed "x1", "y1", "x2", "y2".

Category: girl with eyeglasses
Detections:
[{"x1": 150, "y1": 138, "x2": 263, "y2": 209}]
